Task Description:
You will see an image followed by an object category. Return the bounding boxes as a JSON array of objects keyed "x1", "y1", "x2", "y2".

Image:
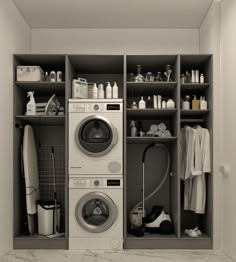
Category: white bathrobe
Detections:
[{"x1": 181, "y1": 126, "x2": 211, "y2": 214}]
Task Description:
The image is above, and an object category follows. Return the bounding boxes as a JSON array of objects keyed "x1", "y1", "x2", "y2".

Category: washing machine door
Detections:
[
  {"x1": 75, "y1": 115, "x2": 118, "y2": 157},
  {"x1": 75, "y1": 192, "x2": 118, "y2": 233}
]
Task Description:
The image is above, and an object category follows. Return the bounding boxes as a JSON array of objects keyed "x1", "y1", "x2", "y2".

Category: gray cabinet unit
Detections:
[
  {"x1": 13, "y1": 54, "x2": 212, "y2": 249},
  {"x1": 124, "y1": 55, "x2": 213, "y2": 249},
  {"x1": 13, "y1": 55, "x2": 67, "y2": 249}
]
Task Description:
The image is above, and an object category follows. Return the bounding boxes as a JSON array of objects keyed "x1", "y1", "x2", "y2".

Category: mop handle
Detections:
[
  {"x1": 142, "y1": 162, "x2": 145, "y2": 219},
  {"x1": 51, "y1": 147, "x2": 56, "y2": 194},
  {"x1": 51, "y1": 146, "x2": 59, "y2": 233}
]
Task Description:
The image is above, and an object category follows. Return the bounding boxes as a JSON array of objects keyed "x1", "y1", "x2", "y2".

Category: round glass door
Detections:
[
  {"x1": 75, "y1": 116, "x2": 118, "y2": 157},
  {"x1": 75, "y1": 192, "x2": 118, "y2": 233}
]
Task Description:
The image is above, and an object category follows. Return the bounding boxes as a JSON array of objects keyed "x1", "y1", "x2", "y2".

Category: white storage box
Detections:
[
  {"x1": 37, "y1": 200, "x2": 61, "y2": 236},
  {"x1": 16, "y1": 66, "x2": 44, "y2": 82}
]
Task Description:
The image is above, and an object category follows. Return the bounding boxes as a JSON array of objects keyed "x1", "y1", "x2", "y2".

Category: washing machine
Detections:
[
  {"x1": 68, "y1": 99, "x2": 123, "y2": 176},
  {"x1": 69, "y1": 176, "x2": 123, "y2": 250}
]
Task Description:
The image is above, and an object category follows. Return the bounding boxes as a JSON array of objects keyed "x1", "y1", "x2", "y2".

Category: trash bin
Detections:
[{"x1": 37, "y1": 200, "x2": 61, "y2": 236}]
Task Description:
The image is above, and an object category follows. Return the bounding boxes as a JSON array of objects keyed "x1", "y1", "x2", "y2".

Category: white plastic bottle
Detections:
[
  {"x1": 162, "y1": 100, "x2": 167, "y2": 109},
  {"x1": 106, "y1": 82, "x2": 112, "y2": 99},
  {"x1": 93, "y1": 83, "x2": 98, "y2": 99},
  {"x1": 195, "y1": 70, "x2": 199, "y2": 83},
  {"x1": 113, "y1": 82, "x2": 118, "y2": 99},
  {"x1": 26, "y1": 91, "x2": 36, "y2": 115},
  {"x1": 200, "y1": 73, "x2": 205, "y2": 83},
  {"x1": 191, "y1": 70, "x2": 196, "y2": 83},
  {"x1": 130, "y1": 121, "x2": 137, "y2": 137},
  {"x1": 138, "y1": 96, "x2": 146, "y2": 109},
  {"x1": 98, "y1": 84, "x2": 104, "y2": 99},
  {"x1": 200, "y1": 96, "x2": 207, "y2": 110}
]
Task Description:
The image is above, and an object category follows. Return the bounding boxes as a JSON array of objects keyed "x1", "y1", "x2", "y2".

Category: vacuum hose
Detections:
[{"x1": 129, "y1": 143, "x2": 170, "y2": 225}]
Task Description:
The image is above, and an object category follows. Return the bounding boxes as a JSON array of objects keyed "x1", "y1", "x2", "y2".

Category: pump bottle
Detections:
[
  {"x1": 106, "y1": 82, "x2": 112, "y2": 99},
  {"x1": 93, "y1": 83, "x2": 98, "y2": 99},
  {"x1": 113, "y1": 82, "x2": 118, "y2": 99},
  {"x1": 98, "y1": 84, "x2": 105, "y2": 99}
]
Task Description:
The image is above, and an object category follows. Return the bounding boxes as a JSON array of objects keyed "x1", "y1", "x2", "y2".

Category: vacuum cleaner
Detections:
[{"x1": 129, "y1": 143, "x2": 174, "y2": 237}]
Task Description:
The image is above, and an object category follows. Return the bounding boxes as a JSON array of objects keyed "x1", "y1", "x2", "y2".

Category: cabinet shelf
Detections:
[
  {"x1": 181, "y1": 83, "x2": 209, "y2": 92},
  {"x1": 180, "y1": 232, "x2": 211, "y2": 240},
  {"x1": 15, "y1": 115, "x2": 65, "y2": 125},
  {"x1": 181, "y1": 110, "x2": 209, "y2": 116},
  {"x1": 127, "y1": 82, "x2": 177, "y2": 96},
  {"x1": 125, "y1": 233, "x2": 212, "y2": 249},
  {"x1": 15, "y1": 81, "x2": 65, "y2": 95},
  {"x1": 127, "y1": 108, "x2": 176, "y2": 119},
  {"x1": 127, "y1": 137, "x2": 177, "y2": 144}
]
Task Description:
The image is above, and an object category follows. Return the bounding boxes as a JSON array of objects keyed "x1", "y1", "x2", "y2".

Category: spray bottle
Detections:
[
  {"x1": 130, "y1": 121, "x2": 137, "y2": 137},
  {"x1": 26, "y1": 91, "x2": 36, "y2": 115}
]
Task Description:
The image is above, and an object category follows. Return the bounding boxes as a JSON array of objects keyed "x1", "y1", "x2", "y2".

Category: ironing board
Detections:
[{"x1": 23, "y1": 125, "x2": 40, "y2": 234}]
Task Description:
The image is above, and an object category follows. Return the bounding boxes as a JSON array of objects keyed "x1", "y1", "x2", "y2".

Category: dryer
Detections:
[
  {"x1": 68, "y1": 99, "x2": 123, "y2": 175},
  {"x1": 69, "y1": 177, "x2": 123, "y2": 249}
]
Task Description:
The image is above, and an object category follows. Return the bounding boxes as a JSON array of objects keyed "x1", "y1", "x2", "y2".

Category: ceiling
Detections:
[{"x1": 13, "y1": 0, "x2": 213, "y2": 29}]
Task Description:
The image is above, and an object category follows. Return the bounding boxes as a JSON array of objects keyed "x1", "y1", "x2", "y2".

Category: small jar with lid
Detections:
[
  {"x1": 128, "y1": 73, "x2": 135, "y2": 82},
  {"x1": 131, "y1": 101, "x2": 138, "y2": 109},
  {"x1": 156, "y1": 72, "x2": 163, "y2": 82}
]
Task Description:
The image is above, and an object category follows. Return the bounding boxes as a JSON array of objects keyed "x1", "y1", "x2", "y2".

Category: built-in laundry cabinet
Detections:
[{"x1": 13, "y1": 54, "x2": 212, "y2": 250}]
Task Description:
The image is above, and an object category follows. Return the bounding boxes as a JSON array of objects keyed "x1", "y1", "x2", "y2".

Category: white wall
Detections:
[
  {"x1": 220, "y1": 0, "x2": 236, "y2": 260},
  {"x1": 199, "y1": 2, "x2": 221, "y2": 250},
  {"x1": 0, "y1": 0, "x2": 30, "y2": 257},
  {"x1": 31, "y1": 28, "x2": 199, "y2": 54}
]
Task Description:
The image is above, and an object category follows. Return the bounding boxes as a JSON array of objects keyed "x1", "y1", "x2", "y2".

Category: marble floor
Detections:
[{"x1": 0, "y1": 249, "x2": 235, "y2": 262}]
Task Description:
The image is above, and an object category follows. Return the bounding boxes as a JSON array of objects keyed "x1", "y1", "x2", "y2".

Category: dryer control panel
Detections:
[
  {"x1": 69, "y1": 177, "x2": 123, "y2": 189},
  {"x1": 69, "y1": 99, "x2": 123, "y2": 113}
]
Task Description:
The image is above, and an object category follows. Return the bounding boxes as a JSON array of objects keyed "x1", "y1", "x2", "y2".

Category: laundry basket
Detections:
[{"x1": 37, "y1": 200, "x2": 61, "y2": 236}]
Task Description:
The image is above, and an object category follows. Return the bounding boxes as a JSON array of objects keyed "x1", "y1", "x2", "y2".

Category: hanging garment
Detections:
[
  {"x1": 181, "y1": 126, "x2": 211, "y2": 214},
  {"x1": 180, "y1": 126, "x2": 202, "y2": 180}
]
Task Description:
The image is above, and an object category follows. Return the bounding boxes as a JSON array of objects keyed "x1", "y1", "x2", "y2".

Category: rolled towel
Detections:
[
  {"x1": 158, "y1": 123, "x2": 167, "y2": 132},
  {"x1": 161, "y1": 130, "x2": 172, "y2": 138},
  {"x1": 146, "y1": 131, "x2": 154, "y2": 136},
  {"x1": 150, "y1": 124, "x2": 159, "y2": 133},
  {"x1": 155, "y1": 130, "x2": 163, "y2": 137}
]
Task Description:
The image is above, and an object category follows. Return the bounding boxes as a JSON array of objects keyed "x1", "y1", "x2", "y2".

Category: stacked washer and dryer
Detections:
[{"x1": 68, "y1": 99, "x2": 123, "y2": 249}]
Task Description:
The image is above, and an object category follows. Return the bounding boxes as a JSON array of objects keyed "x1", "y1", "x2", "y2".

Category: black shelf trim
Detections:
[
  {"x1": 127, "y1": 108, "x2": 177, "y2": 118},
  {"x1": 181, "y1": 83, "x2": 210, "y2": 92},
  {"x1": 181, "y1": 118, "x2": 205, "y2": 123},
  {"x1": 15, "y1": 115, "x2": 65, "y2": 125},
  {"x1": 127, "y1": 81, "x2": 177, "y2": 85},
  {"x1": 181, "y1": 110, "x2": 209, "y2": 116},
  {"x1": 127, "y1": 137, "x2": 177, "y2": 144},
  {"x1": 15, "y1": 81, "x2": 65, "y2": 95}
]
